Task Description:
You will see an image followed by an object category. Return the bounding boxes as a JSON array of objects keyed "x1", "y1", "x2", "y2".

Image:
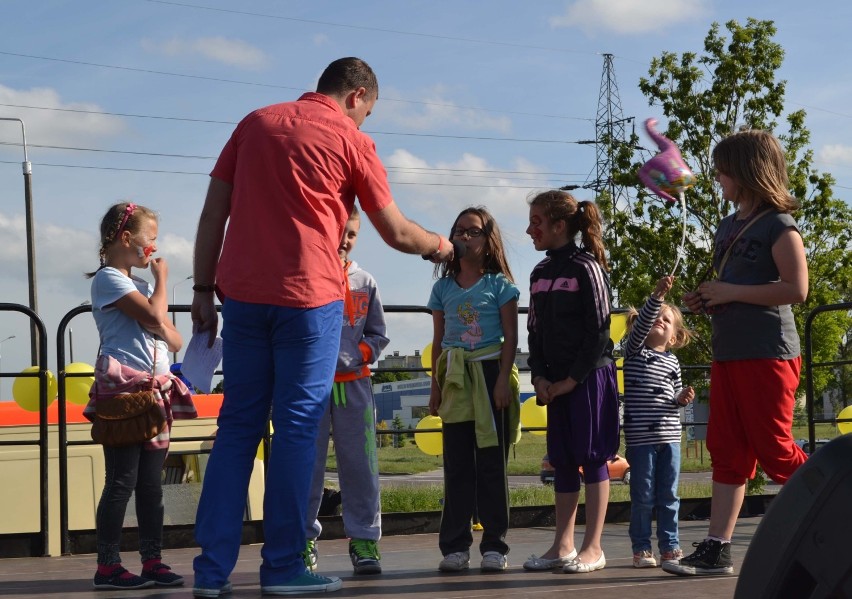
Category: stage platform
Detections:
[{"x1": 0, "y1": 517, "x2": 756, "y2": 598}]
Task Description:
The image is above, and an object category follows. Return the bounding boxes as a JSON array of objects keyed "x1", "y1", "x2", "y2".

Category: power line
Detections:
[
  {"x1": 144, "y1": 0, "x2": 602, "y2": 57},
  {"x1": 0, "y1": 106, "x2": 593, "y2": 144},
  {"x1": 0, "y1": 102, "x2": 237, "y2": 125},
  {"x1": 0, "y1": 54, "x2": 592, "y2": 123},
  {"x1": 0, "y1": 158, "x2": 581, "y2": 189},
  {"x1": 0, "y1": 140, "x2": 214, "y2": 160},
  {"x1": 0, "y1": 141, "x2": 584, "y2": 178}
]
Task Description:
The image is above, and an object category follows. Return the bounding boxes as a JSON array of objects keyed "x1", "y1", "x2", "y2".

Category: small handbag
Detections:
[{"x1": 91, "y1": 346, "x2": 167, "y2": 447}]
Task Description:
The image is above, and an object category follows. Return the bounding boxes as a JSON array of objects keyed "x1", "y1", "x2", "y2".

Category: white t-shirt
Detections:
[{"x1": 91, "y1": 267, "x2": 170, "y2": 375}]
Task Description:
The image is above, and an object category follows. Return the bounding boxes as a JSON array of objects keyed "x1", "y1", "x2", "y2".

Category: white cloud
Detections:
[
  {"x1": 383, "y1": 148, "x2": 551, "y2": 252},
  {"x1": 386, "y1": 149, "x2": 551, "y2": 209},
  {"x1": 141, "y1": 37, "x2": 268, "y2": 70},
  {"x1": 313, "y1": 33, "x2": 330, "y2": 46},
  {"x1": 550, "y1": 0, "x2": 709, "y2": 35},
  {"x1": 0, "y1": 85, "x2": 126, "y2": 148},
  {"x1": 376, "y1": 85, "x2": 511, "y2": 133},
  {"x1": 818, "y1": 144, "x2": 852, "y2": 167}
]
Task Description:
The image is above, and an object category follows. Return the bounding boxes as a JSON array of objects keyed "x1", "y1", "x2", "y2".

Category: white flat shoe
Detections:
[
  {"x1": 523, "y1": 550, "x2": 578, "y2": 571},
  {"x1": 563, "y1": 552, "x2": 606, "y2": 573}
]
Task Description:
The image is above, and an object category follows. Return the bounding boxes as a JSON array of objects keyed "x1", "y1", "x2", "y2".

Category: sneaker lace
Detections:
[
  {"x1": 350, "y1": 539, "x2": 380, "y2": 560},
  {"x1": 689, "y1": 540, "x2": 714, "y2": 560}
]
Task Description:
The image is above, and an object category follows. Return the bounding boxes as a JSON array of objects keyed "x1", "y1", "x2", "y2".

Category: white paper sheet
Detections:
[{"x1": 180, "y1": 333, "x2": 223, "y2": 394}]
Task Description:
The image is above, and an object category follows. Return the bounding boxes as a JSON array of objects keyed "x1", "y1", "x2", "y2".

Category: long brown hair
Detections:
[
  {"x1": 712, "y1": 129, "x2": 799, "y2": 213},
  {"x1": 528, "y1": 190, "x2": 609, "y2": 270},
  {"x1": 85, "y1": 201, "x2": 158, "y2": 278},
  {"x1": 434, "y1": 206, "x2": 514, "y2": 282}
]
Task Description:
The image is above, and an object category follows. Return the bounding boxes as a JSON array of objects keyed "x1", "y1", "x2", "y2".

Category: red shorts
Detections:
[{"x1": 707, "y1": 358, "x2": 807, "y2": 485}]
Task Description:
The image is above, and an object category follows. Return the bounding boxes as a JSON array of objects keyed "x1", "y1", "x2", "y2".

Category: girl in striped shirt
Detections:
[{"x1": 622, "y1": 275, "x2": 694, "y2": 570}]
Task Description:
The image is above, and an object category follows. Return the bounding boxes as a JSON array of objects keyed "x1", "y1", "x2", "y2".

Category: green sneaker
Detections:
[
  {"x1": 301, "y1": 539, "x2": 318, "y2": 571},
  {"x1": 349, "y1": 538, "x2": 382, "y2": 575}
]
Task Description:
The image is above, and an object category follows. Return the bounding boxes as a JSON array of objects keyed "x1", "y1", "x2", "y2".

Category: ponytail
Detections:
[{"x1": 575, "y1": 201, "x2": 609, "y2": 271}]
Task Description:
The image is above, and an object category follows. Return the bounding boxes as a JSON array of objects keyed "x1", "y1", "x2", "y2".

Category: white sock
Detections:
[{"x1": 705, "y1": 536, "x2": 730, "y2": 544}]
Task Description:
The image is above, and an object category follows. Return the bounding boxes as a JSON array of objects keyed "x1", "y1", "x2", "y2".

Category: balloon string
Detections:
[{"x1": 669, "y1": 190, "x2": 687, "y2": 276}]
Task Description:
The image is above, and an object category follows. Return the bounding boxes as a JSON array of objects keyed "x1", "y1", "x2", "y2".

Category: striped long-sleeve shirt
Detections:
[{"x1": 622, "y1": 295, "x2": 684, "y2": 446}]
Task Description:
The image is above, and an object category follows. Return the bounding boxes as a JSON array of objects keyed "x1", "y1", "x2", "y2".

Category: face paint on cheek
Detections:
[{"x1": 137, "y1": 245, "x2": 154, "y2": 258}]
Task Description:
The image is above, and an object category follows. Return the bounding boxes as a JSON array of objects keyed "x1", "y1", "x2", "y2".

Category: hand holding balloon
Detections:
[{"x1": 637, "y1": 118, "x2": 696, "y2": 203}]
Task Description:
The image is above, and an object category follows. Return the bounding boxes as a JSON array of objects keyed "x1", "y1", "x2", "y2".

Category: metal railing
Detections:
[
  {"x1": 804, "y1": 302, "x2": 852, "y2": 451},
  {"x1": 0, "y1": 303, "x2": 49, "y2": 556},
  {"x1": 0, "y1": 300, "x2": 844, "y2": 557}
]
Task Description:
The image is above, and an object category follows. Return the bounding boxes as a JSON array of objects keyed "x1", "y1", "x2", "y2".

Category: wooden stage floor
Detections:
[{"x1": 0, "y1": 518, "x2": 758, "y2": 598}]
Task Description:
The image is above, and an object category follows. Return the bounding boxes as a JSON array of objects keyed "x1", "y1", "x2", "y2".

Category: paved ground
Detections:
[{"x1": 0, "y1": 518, "x2": 757, "y2": 599}]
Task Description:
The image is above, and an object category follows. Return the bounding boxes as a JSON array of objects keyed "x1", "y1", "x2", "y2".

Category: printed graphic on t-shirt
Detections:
[
  {"x1": 457, "y1": 301, "x2": 482, "y2": 350},
  {"x1": 350, "y1": 290, "x2": 369, "y2": 323}
]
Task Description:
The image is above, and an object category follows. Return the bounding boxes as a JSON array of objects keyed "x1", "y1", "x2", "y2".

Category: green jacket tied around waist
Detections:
[{"x1": 434, "y1": 343, "x2": 522, "y2": 448}]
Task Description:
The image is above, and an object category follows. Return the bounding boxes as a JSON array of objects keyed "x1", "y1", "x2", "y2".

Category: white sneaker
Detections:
[
  {"x1": 439, "y1": 551, "x2": 470, "y2": 572},
  {"x1": 480, "y1": 551, "x2": 508, "y2": 572},
  {"x1": 632, "y1": 549, "x2": 657, "y2": 568}
]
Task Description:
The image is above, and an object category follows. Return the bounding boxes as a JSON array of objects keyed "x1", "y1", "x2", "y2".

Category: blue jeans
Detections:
[
  {"x1": 626, "y1": 442, "x2": 681, "y2": 554},
  {"x1": 97, "y1": 444, "x2": 167, "y2": 565},
  {"x1": 193, "y1": 299, "x2": 342, "y2": 588}
]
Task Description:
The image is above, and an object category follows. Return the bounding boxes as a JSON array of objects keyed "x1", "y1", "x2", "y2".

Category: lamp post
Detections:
[
  {"x1": 1, "y1": 118, "x2": 39, "y2": 365},
  {"x1": 0, "y1": 335, "x2": 16, "y2": 400},
  {"x1": 171, "y1": 275, "x2": 192, "y2": 363}
]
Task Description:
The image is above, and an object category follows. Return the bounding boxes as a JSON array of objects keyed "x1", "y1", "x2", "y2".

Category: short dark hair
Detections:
[{"x1": 316, "y1": 57, "x2": 378, "y2": 98}]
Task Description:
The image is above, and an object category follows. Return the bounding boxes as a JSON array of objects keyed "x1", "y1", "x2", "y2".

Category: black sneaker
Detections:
[
  {"x1": 93, "y1": 566, "x2": 156, "y2": 589},
  {"x1": 661, "y1": 539, "x2": 734, "y2": 576},
  {"x1": 349, "y1": 539, "x2": 382, "y2": 575},
  {"x1": 141, "y1": 562, "x2": 185, "y2": 586}
]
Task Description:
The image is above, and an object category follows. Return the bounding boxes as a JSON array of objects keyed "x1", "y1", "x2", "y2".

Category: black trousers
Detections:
[{"x1": 438, "y1": 360, "x2": 511, "y2": 556}]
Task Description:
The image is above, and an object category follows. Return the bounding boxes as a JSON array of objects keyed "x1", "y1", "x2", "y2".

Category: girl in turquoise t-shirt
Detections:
[{"x1": 426, "y1": 206, "x2": 521, "y2": 573}]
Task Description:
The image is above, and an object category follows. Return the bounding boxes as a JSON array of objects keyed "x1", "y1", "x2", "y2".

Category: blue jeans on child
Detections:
[
  {"x1": 625, "y1": 442, "x2": 681, "y2": 554},
  {"x1": 193, "y1": 298, "x2": 342, "y2": 589}
]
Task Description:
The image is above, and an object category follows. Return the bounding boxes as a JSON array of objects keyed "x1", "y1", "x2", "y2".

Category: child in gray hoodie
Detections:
[{"x1": 304, "y1": 206, "x2": 390, "y2": 575}]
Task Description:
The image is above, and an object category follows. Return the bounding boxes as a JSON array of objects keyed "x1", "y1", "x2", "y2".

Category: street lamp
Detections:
[
  {"x1": 171, "y1": 275, "x2": 193, "y2": 363},
  {"x1": 1, "y1": 118, "x2": 39, "y2": 365},
  {"x1": 0, "y1": 335, "x2": 16, "y2": 400}
]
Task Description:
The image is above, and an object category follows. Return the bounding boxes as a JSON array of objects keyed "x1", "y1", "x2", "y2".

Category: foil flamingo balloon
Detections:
[{"x1": 637, "y1": 118, "x2": 696, "y2": 275}]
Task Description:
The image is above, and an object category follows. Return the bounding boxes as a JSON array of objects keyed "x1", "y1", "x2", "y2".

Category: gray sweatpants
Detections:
[{"x1": 305, "y1": 376, "x2": 381, "y2": 541}]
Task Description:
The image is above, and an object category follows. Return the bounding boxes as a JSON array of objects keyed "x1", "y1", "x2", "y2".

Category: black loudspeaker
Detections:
[{"x1": 735, "y1": 433, "x2": 852, "y2": 599}]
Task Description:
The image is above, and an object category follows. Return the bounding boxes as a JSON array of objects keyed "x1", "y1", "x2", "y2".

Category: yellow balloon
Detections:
[
  {"x1": 520, "y1": 396, "x2": 547, "y2": 436},
  {"x1": 610, "y1": 312, "x2": 628, "y2": 345},
  {"x1": 838, "y1": 405, "x2": 852, "y2": 435},
  {"x1": 64, "y1": 362, "x2": 95, "y2": 406},
  {"x1": 616, "y1": 357, "x2": 625, "y2": 395},
  {"x1": 420, "y1": 343, "x2": 433, "y2": 377},
  {"x1": 257, "y1": 421, "x2": 275, "y2": 460},
  {"x1": 414, "y1": 415, "x2": 443, "y2": 456},
  {"x1": 12, "y1": 367, "x2": 57, "y2": 412}
]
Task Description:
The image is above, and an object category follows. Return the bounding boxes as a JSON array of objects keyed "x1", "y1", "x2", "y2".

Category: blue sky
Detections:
[{"x1": 1, "y1": 0, "x2": 851, "y2": 390}]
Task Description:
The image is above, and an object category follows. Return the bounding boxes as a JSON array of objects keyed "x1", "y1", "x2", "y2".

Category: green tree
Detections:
[
  {"x1": 376, "y1": 419, "x2": 392, "y2": 448},
  {"x1": 391, "y1": 414, "x2": 406, "y2": 448},
  {"x1": 371, "y1": 371, "x2": 414, "y2": 384},
  {"x1": 603, "y1": 18, "x2": 852, "y2": 398}
]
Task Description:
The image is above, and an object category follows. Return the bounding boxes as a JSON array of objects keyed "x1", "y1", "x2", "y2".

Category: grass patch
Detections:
[
  {"x1": 324, "y1": 422, "x2": 841, "y2": 477},
  {"x1": 379, "y1": 480, "x2": 713, "y2": 512}
]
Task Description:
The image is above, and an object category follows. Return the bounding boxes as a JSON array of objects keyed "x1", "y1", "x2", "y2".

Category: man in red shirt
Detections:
[{"x1": 190, "y1": 57, "x2": 453, "y2": 598}]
